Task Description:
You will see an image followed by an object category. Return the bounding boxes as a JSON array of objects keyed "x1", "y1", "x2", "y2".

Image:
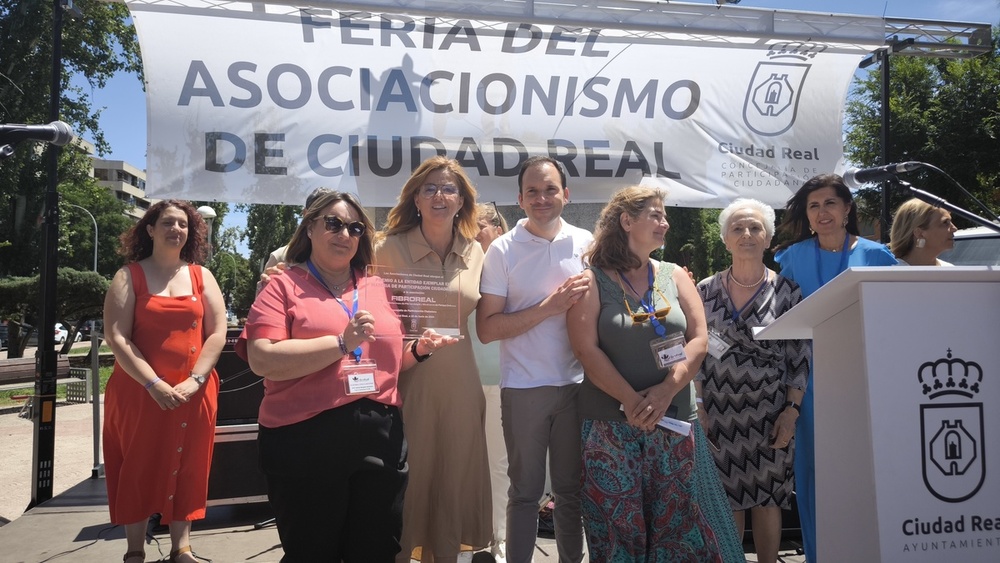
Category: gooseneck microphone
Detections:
[
  {"x1": 0, "y1": 121, "x2": 75, "y2": 147},
  {"x1": 843, "y1": 162, "x2": 923, "y2": 189}
]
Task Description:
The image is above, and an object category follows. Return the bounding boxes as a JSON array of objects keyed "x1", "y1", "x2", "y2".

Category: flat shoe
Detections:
[{"x1": 169, "y1": 546, "x2": 192, "y2": 563}]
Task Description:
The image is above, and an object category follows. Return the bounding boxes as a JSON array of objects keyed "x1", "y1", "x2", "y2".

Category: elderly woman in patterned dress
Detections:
[{"x1": 695, "y1": 198, "x2": 811, "y2": 563}]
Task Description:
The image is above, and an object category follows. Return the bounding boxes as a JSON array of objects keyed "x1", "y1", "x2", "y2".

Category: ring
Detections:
[{"x1": 645, "y1": 405, "x2": 653, "y2": 412}]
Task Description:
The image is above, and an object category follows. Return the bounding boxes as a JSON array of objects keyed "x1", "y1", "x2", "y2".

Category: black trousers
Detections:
[{"x1": 258, "y1": 399, "x2": 408, "y2": 563}]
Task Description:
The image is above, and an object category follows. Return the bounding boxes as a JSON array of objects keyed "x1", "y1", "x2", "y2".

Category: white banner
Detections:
[{"x1": 128, "y1": 1, "x2": 881, "y2": 207}]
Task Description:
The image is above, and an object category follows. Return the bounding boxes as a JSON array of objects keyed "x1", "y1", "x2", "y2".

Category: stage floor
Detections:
[{"x1": 0, "y1": 476, "x2": 805, "y2": 562}]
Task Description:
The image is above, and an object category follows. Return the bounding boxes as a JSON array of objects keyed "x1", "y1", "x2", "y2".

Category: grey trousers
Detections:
[{"x1": 501, "y1": 385, "x2": 584, "y2": 563}]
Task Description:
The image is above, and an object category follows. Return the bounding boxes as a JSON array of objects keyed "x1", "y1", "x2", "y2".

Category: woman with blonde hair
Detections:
[
  {"x1": 889, "y1": 198, "x2": 957, "y2": 265},
  {"x1": 567, "y1": 186, "x2": 726, "y2": 560},
  {"x1": 375, "y1": 156, "x2": 492, "y2": 562}
]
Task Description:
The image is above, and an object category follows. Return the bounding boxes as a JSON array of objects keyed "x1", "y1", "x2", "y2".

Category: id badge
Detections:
[
  {"x1": 342, "y1": 359, "x2": 380, "y2": 395},
  {"x1": 651, "y1": 331, "x2": 687, "y2": 370},
  {"x1": 707, "y1": 328, "x2": 732, "y2": 360}
]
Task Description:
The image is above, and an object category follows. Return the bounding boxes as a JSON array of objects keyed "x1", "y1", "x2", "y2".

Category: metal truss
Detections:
[{"x1": 121, "y1": 0, "x2": 992, "y2": 58}]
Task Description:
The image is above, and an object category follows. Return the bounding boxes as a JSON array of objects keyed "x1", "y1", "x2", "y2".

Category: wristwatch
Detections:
[
  {"x1": 410, "y1": 341, "x2": 432, "y2": 363},
  {"x1": 189, "y1": 373, "x2": 207, "y2": 386}
]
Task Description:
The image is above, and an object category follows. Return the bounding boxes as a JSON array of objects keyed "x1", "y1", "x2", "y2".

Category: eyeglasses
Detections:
[
  {"x1": 322, "y1": 215, "x2": 366, "y2": 237},
  {"x1": 420, "y1": 183, "x2": 460, "y2": 198},
  {"x1": 623, "y1": 288, "x2": 672, "y2": 325}
]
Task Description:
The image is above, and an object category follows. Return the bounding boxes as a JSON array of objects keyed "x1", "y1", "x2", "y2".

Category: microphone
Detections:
[
  {"x1": 843, "y1": 162, "x2": 923, "y2": 189},
  {"x1": 0, "y1": 121, "x2": 75, "y2": 147}
]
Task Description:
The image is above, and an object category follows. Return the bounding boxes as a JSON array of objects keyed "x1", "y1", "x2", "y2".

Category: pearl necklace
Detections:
[{"x1": 728, "y1": 267, "x2": 766, "y2": 289}]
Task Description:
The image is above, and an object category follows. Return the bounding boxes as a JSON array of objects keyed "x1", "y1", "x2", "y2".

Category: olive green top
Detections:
[{"x1": 577, "y1": 260, "x2": 696, "y2": 422}]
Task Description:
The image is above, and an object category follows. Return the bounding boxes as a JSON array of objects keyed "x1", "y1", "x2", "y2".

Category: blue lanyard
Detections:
[
  {"x1": 306, "y1": 260, "x2": 362, "y2": 362},
  {"x1": 618, "y1": 263, "x2": 667, "y2": 337},
  {"x1": 729, "y1": 270, "x2": 769, "y2": 323},
  {"x1": 814, "y1": 233, "x2": 850, "y2": 287}
]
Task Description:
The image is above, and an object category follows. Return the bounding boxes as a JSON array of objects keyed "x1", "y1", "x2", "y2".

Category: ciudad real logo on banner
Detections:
[{"x1": 742, "y1": 41, "x2": 826, "y2": 137}]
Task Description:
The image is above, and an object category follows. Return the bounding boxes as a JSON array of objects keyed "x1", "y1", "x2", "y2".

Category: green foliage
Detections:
[
  {"x1": 205, "y1": 250, "x2": 255, "y2": 318},
  {"x1": 0, "y1": 267, "x2": 109, "y2": 356},
  {"x1": 660, "y1": 207, "x2": 730, "y2": 281},
  {"x1": 240, "y1": 203, "x2": 302, "y2": 272},
  {"x1": 58, "y1": 154, "x2": 133, "y2": 276},
  {"x1": 236, "y1": 202, "x2": 303, "y2": 314},
  {"x1": 0, "y1": 364, "x2": 113, "y2": 407},
  {"x1": 0, "y1": 1, "x2": 141, "y2": 277},
  {"x1": 845, "y1": 34, "x2": 1000, "y2": 230}
]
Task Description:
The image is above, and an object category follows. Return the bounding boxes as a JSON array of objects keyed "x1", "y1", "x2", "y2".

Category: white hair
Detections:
[{"x1": 718, "y1": 198, "x2": 776, "y2": 242}]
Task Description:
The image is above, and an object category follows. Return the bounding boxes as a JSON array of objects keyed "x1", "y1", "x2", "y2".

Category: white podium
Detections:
[{"x1": 756, "y1": 266, "x2": 1000, "y2": 563}]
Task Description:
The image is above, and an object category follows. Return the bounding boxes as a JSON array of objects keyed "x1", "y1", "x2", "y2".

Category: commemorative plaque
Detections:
[{"x1": 366, "y1": 265, "x2": 462, "y2": 337}]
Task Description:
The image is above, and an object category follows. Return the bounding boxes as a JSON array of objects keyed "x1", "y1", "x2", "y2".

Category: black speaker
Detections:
[
  {"x1": 216, "y1": 328, "x2": 264, "y2": 425},
  {"x1": 207, "y1": 424, "x2": 268, "y2": 505}
]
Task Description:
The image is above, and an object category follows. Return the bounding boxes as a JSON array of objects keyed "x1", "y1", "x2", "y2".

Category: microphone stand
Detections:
[{"x1": 894, "y1": 179, "x2": 1000, "y2": 234}]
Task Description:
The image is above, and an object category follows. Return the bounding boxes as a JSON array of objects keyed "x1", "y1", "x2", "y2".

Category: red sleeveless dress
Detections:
[{"x1": 103, "y1": 263, "x2": 219, "y2": 524}]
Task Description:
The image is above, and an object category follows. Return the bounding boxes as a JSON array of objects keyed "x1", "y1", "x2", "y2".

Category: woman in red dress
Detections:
[{"x1": 103, "y1": 200, "x2": 228, "y2": 563}]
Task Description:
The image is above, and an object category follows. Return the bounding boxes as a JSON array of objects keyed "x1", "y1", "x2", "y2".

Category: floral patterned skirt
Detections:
[{"x1": 580, "y1": 419, "x2": 723, "y2": 562}]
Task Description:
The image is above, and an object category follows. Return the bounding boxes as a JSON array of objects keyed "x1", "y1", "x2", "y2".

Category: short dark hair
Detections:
[{"x1": 517, "y1": 156, "x2": 567, "y2": 193}]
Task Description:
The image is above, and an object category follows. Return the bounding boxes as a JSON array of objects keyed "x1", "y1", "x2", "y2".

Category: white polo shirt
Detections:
[{"x1": 480, "y1": 218, "x2": 593, "y2": 389}]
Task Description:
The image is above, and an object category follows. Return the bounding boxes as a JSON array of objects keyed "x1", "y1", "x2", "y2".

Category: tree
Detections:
[
  {"x1": 661, "y1": 207, "x2": 730, "y2": 280},
  {"x1": 0, "y1": 267, "x2": 110, "y2": 357},
  {"x1": 210, "y1": 225, "x2": 255, "y2": 318},
  {"x1": 0, "y1": 0, "x2": 141, "y2": 277},
  {"x1": 845, "y1": 34, "x2": 1000, "y2": 231},
  {"x1": 58, "y1": 151, "x2": 134, "y2": 276},
  {"x1": 240, "y1": 203, "x2": 303, "y2": 272}
]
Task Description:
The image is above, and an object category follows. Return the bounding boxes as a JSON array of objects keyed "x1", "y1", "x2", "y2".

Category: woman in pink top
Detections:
[{"x1": 241, "y1": 191, "x2": 457, "y2": 562}]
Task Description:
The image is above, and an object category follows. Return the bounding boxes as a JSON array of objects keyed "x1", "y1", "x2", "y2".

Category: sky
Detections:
[{"x1": 73, "y1": 0, "x2": 999, "y2": 255}]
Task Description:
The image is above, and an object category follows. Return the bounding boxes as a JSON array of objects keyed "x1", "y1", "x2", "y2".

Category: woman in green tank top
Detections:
[{"x1": 567, "y1": 186, "x2": 732, "y2": 561}]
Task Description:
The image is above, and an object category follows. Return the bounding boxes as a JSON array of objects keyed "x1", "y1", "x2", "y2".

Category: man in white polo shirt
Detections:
[{"x1": 477, "y1": 156, "x2": 592, "y2": 563}]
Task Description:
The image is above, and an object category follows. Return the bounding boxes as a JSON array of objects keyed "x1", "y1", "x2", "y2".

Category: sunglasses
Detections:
[
  {"x1": 322, "y1": 215, "x2": 366, "y2": 237},
  {"x1": 420, "y1": 183, "x2": 460, "y2": 198},
  {"x1": 489, "y1": 201, "x2": 502, "y2": 226},
  {"x1": 623, "y1": 288, "x2": 672, "y2": 325}
]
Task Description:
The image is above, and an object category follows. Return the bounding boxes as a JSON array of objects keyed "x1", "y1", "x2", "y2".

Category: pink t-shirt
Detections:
[{"x1": 242, "y1": 265, "x2": 404, "y2": 428}]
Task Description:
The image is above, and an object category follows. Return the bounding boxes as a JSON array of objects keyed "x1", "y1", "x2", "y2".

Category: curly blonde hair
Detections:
[{"x1": 586, "y1": 186, "x2": 667, "y2": 271}]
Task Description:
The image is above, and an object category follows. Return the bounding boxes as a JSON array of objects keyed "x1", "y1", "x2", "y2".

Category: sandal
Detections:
[
  {"x1": 123, "y1": 551, "x2": 144, "y2": 563},
  {"x1": 169, "y1": 546, "x2": 192, "y2": 563}
]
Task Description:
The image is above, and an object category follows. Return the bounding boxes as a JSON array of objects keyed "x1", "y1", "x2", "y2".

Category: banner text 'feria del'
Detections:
[{"x1": 126, "y1": 0, "x2": 885, "y2": 208}]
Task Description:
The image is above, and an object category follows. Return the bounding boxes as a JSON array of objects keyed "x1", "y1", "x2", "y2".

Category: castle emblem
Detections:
[
  {"x1": 918, "y1": 349, "x2": 985, "y2": 503},
  {"x1": 742, "y1": 41, "x2": 826, "y2": 136}
]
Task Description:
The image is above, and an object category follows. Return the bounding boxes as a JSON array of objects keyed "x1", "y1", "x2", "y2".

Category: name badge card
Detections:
[
  {"x1": 707, "y1": 328, "x2": 732, "y2": 360},
  {"x1": 651, "y1": 331, "x2": 687, "y2": 370},
  {"x1": 343, "y1": 359, "x2": 380, "y2": 395},
  {"x1": 367, "y1": 265, "x2": 462, "y2": 338}
]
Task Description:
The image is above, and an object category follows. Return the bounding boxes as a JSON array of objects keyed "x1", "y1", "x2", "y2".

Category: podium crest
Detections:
[{"x1": 918, "y1": 349, "x2": 985, "y2": 503}]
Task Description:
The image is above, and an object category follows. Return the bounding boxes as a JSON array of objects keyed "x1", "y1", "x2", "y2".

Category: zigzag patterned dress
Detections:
[{"x1": 696, "y1": 272, "x2": 810, "y2": 510}]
